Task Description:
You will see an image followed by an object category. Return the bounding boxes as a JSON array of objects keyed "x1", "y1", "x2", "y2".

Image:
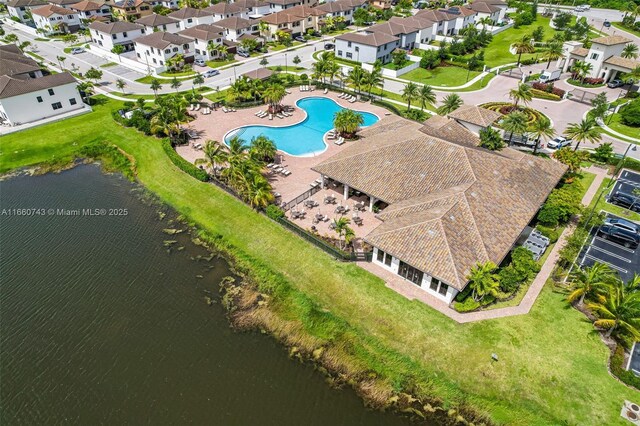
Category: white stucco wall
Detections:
[
  {"x1": 0, "y1": 82, "x2": 83, "y2": 125},
  {"x1": 91, "y1": 27, "x2": 146, "y2": 51}
]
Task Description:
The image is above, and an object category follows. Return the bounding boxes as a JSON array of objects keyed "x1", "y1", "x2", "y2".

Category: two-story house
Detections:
[
  {"x1": 469, "y1": 0, "x2": 507, "y2": 23},
  {"x1": 562, "y1": 35, "x2": 640, "y2": 82},
  {"x1": 204, "y1": 2, "x2": 247, "y2": 22},
  {"x1": 265, "y1": 0, "x2": 315, "y2": 13},
  {"x1": 69, "y1": 0, "x2": 112, "y2": 24},
  {"x1": 168, "y1": 7, "x2": 215, "y2": 29},
  {"x1": 32, "y1": 4, "x2": 82, "y2": 34},
  {"x1": 110, "y1": 0, "x2": 157, "y2": 21},
  {"x1": 135, "y1": 13, "x2": 182, "y2": 33},
  {"x1": 232, "y1": 0, "x2": 270, "y2": 19},
  {"x1": 134, "y1": 31, "x2": 194, "y2": 72},
  {"x1": 468, "y1": 1, "x2": 501, "y2": 26},
  {"x1": 46, "y1": 0, "x2": 82, "y2": 9},
  {"x1": 215, "y1": 16, "x2": 257, "y2": 42},
  {"x1": 334, "y1": 31, "x2": 399, "y2": 64},
  {"x1": 89, "y1": 20, "x2": 146, "y2": 51},
  {"x1": 259, "y1": 5, "x2": 324, "y2": 40},
  {"x1": 314, "y1": 0, "x2": 366, "y2": 26},
  {"x1": 179, "y1": 23, "x2": 226, "y2": 61},
  {"x1": 7, "y1": 0, "x2": 47, "y2": 24}
]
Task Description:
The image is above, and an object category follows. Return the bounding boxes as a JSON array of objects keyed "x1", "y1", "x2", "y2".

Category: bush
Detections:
[
  {"x1": 535, "y1": 224, "x2": 560, "y2": 243},
  {"x1": 498, "y1": 247, "x2": 540, "y2": 292},
  {"x1": 265, "y1": 204, "x2": 285, "y2": 220},
  {"x1": 537, "y1": 181, "x2": 584, "y2": 226},
  {"x1": 620, "y1": 99, "x2": 640, "y2": 127},
  {"x1": 531, "y1": 82, "x2": 565, "y2": 98},
  {"x1": 610, "y1": 344, "x2": 640, "y2": 390},
  {"x1": 403, "y1": 109, "x2": 428, "y2": 122},
  {"x1": 557, "y1": 227, "x2": 589, "y2": 268},
  {"x1": 161, "y1": 139, "x2": 208, "y2": 182},
  {"x1": 299, "y1": 73, "x2": 308, "y2": 81},
  {"x1": 531, "y1": 88, "x2": 561, "y2": 101},
  {"x1": 453, "y1": 297, "x2": 480, "y2": 313}
]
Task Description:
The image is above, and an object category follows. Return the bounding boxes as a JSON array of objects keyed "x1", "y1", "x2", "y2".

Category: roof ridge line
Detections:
[
  {"x1": 460, "y1": 192, "x2": 490, "y2": 261},
  {"x1": 438, "y1": 221, "x2": 462, "y2": 287}
]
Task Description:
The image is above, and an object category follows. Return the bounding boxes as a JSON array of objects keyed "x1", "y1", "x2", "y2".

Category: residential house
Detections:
[
  {"x1": 46, "y1": 0, "x2": 82, "y2": 9},
  {"x1": 314, "y1": 0, "x2": 366, "y2": 26},
  {"x1": 367, "y1": 15, "x2": 436, "y2": 50},
  {"x1": 265, "y1": 0, "x2": 315, "y2": 13},
  {"x1": 69, "y1": 0, "x2": 112, "y2": 24},
  {"x1": 110, "y1": 0, "x2": 157, "y2": 21},
  {"x1": 562, "y1": 35, "x2": 640, "y2": 82},
  {"x1": 233, "y1": 0, "x2": 270, "y2": 19},
  {"x1": 470, "y1": 0, "x2": 507, "y2": 23},
  {"x1": 415, "y1": 7, "x2": 476, "y2": 36},
  {"x1": 312, "y1": 115, "x2": 565, "y2": 304},
  {"x1": 7, "y1": 0, "x2": 47, "y2": 23},
  {"x1": 179, "y1": 23, "x2": 226, "y2": 60},
  {"x1": 168, "y1": 7, "x2": 215, "y2": 29},
  {"x1": 135, "y1": 13, "x2": 182, "y2": 33},
  {"x1": 370, "y1": 0, "x2": 391, "y2": 10},
  {"x1": 89, "y1": 20, "x2": 146, "y2": 51},
  {"x1": 134, "y1": 31, "x2": 194, "y2": 72},
  {"x1": 334, "y1": 31, "x2": 399, "y2": 63},
  {"x1": 204, "y1": 2, "x2": 247, "y2": 22},
  {"x1": 242, "y1": 67, "x2": 273, "y2": 80},
  {"x1": 215, "y1": 16, "x2": 257, "y2": 41},
  {"x1": 31, "y1": 4, "x2": 82, "y2": 34},
  {"x1": 468, "y1": 1, "x2": 501, "y2": 26},
  {"x1": 259, "y1": 5, "x2": 324, "y2": 40},
  {"x1": 0, "y1": 44, "x2": 84, "y2": 126}
]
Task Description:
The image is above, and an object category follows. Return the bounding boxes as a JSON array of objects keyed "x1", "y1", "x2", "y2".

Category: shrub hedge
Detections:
[
  {"x1": 161, "y1": 139, "x2": 208, "y2": 182},
  {"x1": 611, "y1": 344, "x2": 640, "y2": 390},
  {"x1": 531, "y1": 88, "x2": 561, "y2": 101}
]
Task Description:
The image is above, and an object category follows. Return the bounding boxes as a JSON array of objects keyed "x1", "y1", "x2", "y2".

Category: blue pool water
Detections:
[{"x1": 224, "y1": 97, "x2": 379, "y2": 157}]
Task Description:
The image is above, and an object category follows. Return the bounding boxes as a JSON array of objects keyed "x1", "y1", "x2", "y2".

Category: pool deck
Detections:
[{"x1": 177, "y1": 90, "x2": 389, "y2": 204}]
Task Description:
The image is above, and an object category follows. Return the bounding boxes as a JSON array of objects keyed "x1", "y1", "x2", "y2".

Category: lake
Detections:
[{"x1": 0, "y1": 165, "x2": 409, "y2": 425}]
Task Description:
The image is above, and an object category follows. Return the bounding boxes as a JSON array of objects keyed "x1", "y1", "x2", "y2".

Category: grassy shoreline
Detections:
[{"x1": 1, "y1": 98, "x2": 638, "y2": 425}]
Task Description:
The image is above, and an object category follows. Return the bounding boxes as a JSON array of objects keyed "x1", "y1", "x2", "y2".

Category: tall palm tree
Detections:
[
  {"x1": 542, "y1": 40, "x2": 564, "y2": 70},
  {"x1": 115, "y1": 78, "x2": 127, "y2": 94},
  {"x1": 502, "y1": 111, "x2": 528, "y2": 146},
  {"x1": 509, "y1": 83, "x2": 533, "y2": 108},
  {"x1": 364, "y1": 62, "x2": 383, "y2": 98},
  {"x1": 564, "y1": 118, "x2": 602, "y2": 151},
  {"x1": 246, "y1": 174, "x2": 274, "y2": 209},
  {"x1": 568, "y1": 263, "x2": 616, "y2": 305},
  {"x1": 467, "y1": 261, "x2": 500, "y2": 302},
  {"x1": 401, "y1": 82, "x2": 419, "y2": 110},
  {"x1": 622, "y1": 43, "x2": 639, "y2": 60},
  {"x1": 249, "y1": 135, "x2": 277, "y2": 163},
  {"x1": 417, "y1": 84, "x2": 436, "y2": 111},
  {"x1": 513, "y1": 35, "x2": 535, "y2": 66},
  {"x1": 195, "y1": 140, "x2": 228, "y2": 177},
  {"x1": 588, "y1": 279, "x2": 640, "y2": 339},
  {"x1": 572, "y1": 60, "x2": 593, "y2": 83},
  {"x1": 436, "y1": 93, "x2": 463, "y2": 115},
  {"x1": 332, "y1": 217, "x2": 353, "y2": 250},
  {"x1": 529, "y1": 119, "x2": 555, "y2": 155},
  {"x1": 347, "y1": 65, "x2": 366, "y2": 95},
  {"x1": 170, "y1": 77, "x2": 182, "y2": 93},
  {"x1": 262, "y1": 83, "x2": 286, "y2": 113},
  {"x1": 192, "y1": 73, "x2": 205, "y2": 89},
  {"x1": 478, "y1": 16, "x2": 493, "y2": 30},
  {"x1": 333, "y1": 109, "x2": 364, "y2": 138},
  {"x1": 150, "y1": 78, "x2": 162, "y2": 98}
]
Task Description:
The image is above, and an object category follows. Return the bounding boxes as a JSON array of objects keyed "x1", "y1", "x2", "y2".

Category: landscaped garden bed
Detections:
[
  {"x1": 480, "y1": 101, "x2": 549, "y2": 127},
  {"x1": 567, "y1": 76, "x2": 605, "y2": 88}
]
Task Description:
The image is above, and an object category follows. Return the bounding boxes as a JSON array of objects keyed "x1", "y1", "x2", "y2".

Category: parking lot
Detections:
[
  {"x1": 579, "y1": 213, "x2": 640, "y2": 282},
  {"x1": 608, "y1": 169, "x2": 640, "y2": 202}
]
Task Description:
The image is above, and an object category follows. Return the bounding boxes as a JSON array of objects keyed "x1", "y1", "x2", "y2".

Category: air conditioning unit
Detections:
[{"x1": 621, "y1": 400, "x2": 640, "y2": 424}]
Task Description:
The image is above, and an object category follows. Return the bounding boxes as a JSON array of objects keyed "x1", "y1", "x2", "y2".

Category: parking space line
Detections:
[
  {"x1": 593, "y1": 236, "x2": 636, "y2": 253},
  {"x1": 584, "y1": 255, "x2": 628, "y2": 273},
  {"x1": 589, "y1": 245, "x2": 633, "y2": 262}
]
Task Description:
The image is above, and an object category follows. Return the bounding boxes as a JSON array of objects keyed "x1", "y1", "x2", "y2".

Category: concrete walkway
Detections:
[{"x1": 360, "y1": 165, "x2": 610, "y2": 323}]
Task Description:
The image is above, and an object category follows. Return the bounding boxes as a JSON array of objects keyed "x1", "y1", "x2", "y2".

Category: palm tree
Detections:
[
  {"x1": 501, "y1": 111, "x2": 528, "y2": 146},
  {"x1": 437, "y1": 93, "x2": 463, "y2": 115},
  {"x1": 572, "y1": 60, "x2": 593, "y2": 83},
  {"x1": 542, "y1": 40, "x2": 564, "y2": 70},
  {"x1": 467, "y1": 261, "x2": 500, "y2": 302},
  {"x1": 333, "y1": 109, "x2": 364, "y2": 138},
  {"x1": 56, "y1": 55, "x2": 66, "y2": 70},
  {"x1": 509, "y1": 83, "x2": 533, "y2": 109},
  {"x1": 115, "y1": 78, "x2": 127, "y2": 94},
  {"x1": 513, "y1": 35, "x2": 535, "y2": 66},
  {"x1": 170, "y1": 77, "x2": 182, "y2": 93},
  {"x1": 529, "y1": 118, "x2": 555, "y2": 155},
  {"x1": 347, "y1": 65, "x2": 365, "y2": 95},
  {"x1": 332, "y1": 217, "x2": 353, "y2": 250},
  {"x1": 588, "y1": 279, "x2": 640, "y2": 339},
  {"x1": 568, "y1": 263, "x2": 616, "y2": 305},
  {"x1": 77, "y1": 81, "x2": 94, "y2": 105},
  {"x1": 564, "y1": 118, "x2": 602, "y2": 151},
  {"x1": 478, "y1": 16, "x2": 493, "y2": 30},
  {"x1": 364, "y1": 61, "x2": 383, "y2": 98},
  {"x1": 246, "y1": 174, "x2": 274, "y2": 209},
  {"x1": 262, "y1": 83, "x2": 286, "y2": 113},
  {"x1": 417, "y1": 84, "x2": 436, "y2": 111},
  {"x1": 249, "y1": 135, "x2": 277, "y2": 163},
  {"x1": 622, "y1": 43, "x2": 639, "y2": 60},
  {"x1": 150, "y1": 78, "x2": 162, "y2": 98},
  {"x1": 195, "y1": 140, "x2": 228, "y2": 177},
  {"x1": 325, "y1": 60, "x2": 341, "y2": 86},
  {"x1": 111, "y1": 44, "x2": 125, "y2": 62},
  {"x1": 401, "y1": 82, "x2": 419, "y2": 110},
  {"x1": 193, "y1": 73, "x2": 205, "y2": 89}
]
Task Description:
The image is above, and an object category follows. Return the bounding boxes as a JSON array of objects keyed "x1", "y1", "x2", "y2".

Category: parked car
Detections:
[
  {"x1": 603, "y1": 20, "x2": 611, "y2": 28},
  {"x1": 604, "y1": 217, "x2": 640, "y2": 234},
  {"x1": 546, "y1": 136, "x2": 572, "y2": 149},
  {"x1": 607, "y1": 79, "x2": 625, "y2": 88},
  {"x1": 609, "y1": 191, "x2": 640, "y2": 212},
  {"x1": 598, "y1": 224, "x2": 640, "y2": 249},
  {"x1": 237, "y1": 50, "x2": 250, "y2": 58},
  {"x1": 294, "y1": 36, "x2": 306, "y2": 43},
  {"x1": 194, "y1": 58, "x2": 206, "y2": 67},
  {"x1": 324, "y1": 43, "x2": 335, "y2": 50},
  {"x1": 70, "y1": 47, "x2": 85, "y2": 55},
  {"x1": 574, "y1": 6, "x2": 586, "y2": 12},
  {"x1": 202, "y1": 69, "x2": 220, "y2": 78}
]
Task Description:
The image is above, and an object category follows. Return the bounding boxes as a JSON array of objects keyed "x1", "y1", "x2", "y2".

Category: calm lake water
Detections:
[{"x1": 0, "y1": 165, "x2": 410, "y2": 426}]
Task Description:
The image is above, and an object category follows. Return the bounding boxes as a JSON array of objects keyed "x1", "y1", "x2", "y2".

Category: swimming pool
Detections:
[{"x1": 223, "y1": 97, "x2": 379, "y2": 157}]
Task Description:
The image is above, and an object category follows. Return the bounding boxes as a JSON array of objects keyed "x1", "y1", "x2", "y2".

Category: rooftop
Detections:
[
  {"x1": 447, "y1": 105, "x2": 502, "y2": 128},
  {"x1": 89, "y1": 20, "x2": 144, "y2": 34},
  {"x1": 603, "y1": 55, "x2": 640, "y2": 70},
  {"x1": 178, "y1": 24, "x2": 224, "y2": 40},
  {"x1": 591, "y1": 35, "x2": 632, "y2": 46},
  {"x1": 204, "y1": 2, "x2": 245, "y2": 14},
  {"x1": 135, "y1": 13, "x2": 181, "y2": 26},
  {"x1": 336, "y1": 31, "x2": 399, "y2": 47},
  {"x1": 215, "y1": 16, "x2": 254, "y2": 30},
  {"x1": 70, "y1": 0, "x2": 106, "y2": 11},
  {"x1": 0, "y1": 44, "x2": 41, "y2": 78},
  {"x1": 0, "y1": 72, "x2": 77, "y2": 99},
  {"x1": 135, "y1": 31, "x2": 192, "y2": 49},
  {"x1": 242, "y1": 68, "x2": 273, "y2": 80},
  {"x1": 168, "y1": 7, "x2": 213, "y2": 20},
  {"x1": 31, "y1": 4, "x2": 78, "y2": 16},
  {"x1": 7, "y1": 0, "x2": 46, "y2": 7}
]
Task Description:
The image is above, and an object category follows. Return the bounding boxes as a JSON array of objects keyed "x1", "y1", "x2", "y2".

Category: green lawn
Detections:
[
  {"x1": 401, "y1": 66, "x2": 481, "y2": 87},
  {"x1": 135, "y1": 74, "x2": 197, "y2": 84},
  {"x1": 607, "y1": 113, "x2": 640, "y2": 141},
  {"x1": 158, "y1": 70, "x2": 198, "y2": 78},
  {"x1": 1, "y1": 99, "x2": 638, "y2": 425},
  {"x1": 206, "y1": 58, "x2": 238, "y2": 69},
  {"x1": 100, "y1": 62, "x2": 118, "y2": 69},
  {"x1": 588, "y1": 177, "x2": 640, "y2": 221},
  {"x1": 481, "y1": 17, "x2": 558, "y2": 67},
  {"x1": 267, "y1": 66, "x2": 305, "y2": 72},
  {"x1": 26, "y1": 51, "x2": 44, "y2": 61},
  {"x1": 612, "y1": 21, "x2": 640, "y2": 38},
  {"x1": 268, "y1": 41, "x2": 303, "y2": 52}
]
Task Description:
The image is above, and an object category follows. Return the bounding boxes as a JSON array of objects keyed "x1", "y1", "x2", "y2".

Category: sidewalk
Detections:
[{"x1": 359, "y1": 165, "x2": 609, "y2": 324}]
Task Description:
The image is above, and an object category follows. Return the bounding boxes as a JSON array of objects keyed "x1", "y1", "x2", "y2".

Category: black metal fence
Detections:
[
  {"x1": 567, "y1": 89, "x2": 598, "y2": 104},
  {"x1": 282, "y1": 186, "x2": 321, "y2": 211},
  {"x1": 501, "y1": 67, "x2": 524, "y2": 79}
]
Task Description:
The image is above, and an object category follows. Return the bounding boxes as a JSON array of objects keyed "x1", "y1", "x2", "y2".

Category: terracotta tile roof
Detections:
[
  {"x1": 468, "y1": 2, "x2": 501, "y2": 13},
  {"x1": 234, "y1": 0, "x2": 268, "y2": 7},
  {"x1": 242, "y1": 67, "x2": 273, "y2": 80},
  {"x1": 70, "y1": 0, "x2": 104, "y2": 11},
  {"x1": 447, "y1": 105, "x2": 502, "y2": 127},
  {"x1": 31, "y1": 4, "x2": 78, "y2": 16},
  {"x1": 604, "y1": 55, "x2": 640, "y2": 70},
  {"x1": 472, "y1": 0, "x2": 506, "y2": 6},
  {"x1": 179, "y1": 24, "x2": 224, "y2": 40},
  {"x1": 592, "y1": 35, "x2": 632, "y2": 46},
  {"x1": 135, "y1": 14, "x2": 180, "y2": 26},
  {"x1": 336, "y1": 31, "x2": 399, "y2": 47},
  {"x1": 570, "y1": 47, "x2": 589, "y2": 57},
  {"x1": 89, "y1": 20, "x2": 144, "y2": 33},
  {"x1": 7, "y1": 0, "x2": 46, "y2": 7},
  {"x1": 267, "y1": 0, "x2": 303, "y2": 5},
  {"x1": 0, "y1": 72, "x2": 77, "y2": 99},
  {"x1": 169, "y1": 7, "x2": 213, "y2": 20},
  {"x1": 312, "y1": 116, "x2": 566, "y2": 290},
  {"x1": 204, "y1": 2, "x2": 245, "y2": 15},
  {"x1": 135, "y1": 31, "x2": 192, "y2": 49},
  {"x1": 316, "y1": 0, "x2": 366, "y2": 13},
  {"x1": 419, "y1": 115, "x2": 481, "y2": 148},
  {"x1": 261, "y1": 5, "x2": 324, "y2": 24},
  {"x1": 215, "y1": 16, "x2": 254, "y2": 30},
  {"x1": 0, "y1": 45, "x2": 41, "y2": 77},
  {"x1": 47, "y1": 0, "x2": 81, "y2": 5}
]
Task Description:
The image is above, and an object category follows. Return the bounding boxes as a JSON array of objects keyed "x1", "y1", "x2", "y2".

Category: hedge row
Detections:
[
  {"x1": 531, "y1": 81, "x2": 566, "y2": 97},
  {"x1": 531, "y1": 88, "x2": 561, "y2": 101},
  {"x1": 161, "y1": 139, "x2": 208, "y2": 182},
  {"x1": 611, "y1": 344, "x2": 640, "y2": 390}
]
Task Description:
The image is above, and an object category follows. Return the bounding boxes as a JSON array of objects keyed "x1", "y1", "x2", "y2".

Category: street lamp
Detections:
[
  {"x1": 233, "y1": 65, "x2": 237, "y2": 81},
  {"x1": 285, "y1": 52, "x2": 287, "y2": 71}
]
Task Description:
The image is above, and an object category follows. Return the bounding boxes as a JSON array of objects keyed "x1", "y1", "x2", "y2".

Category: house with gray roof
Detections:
[
  {"x1": 7, "y1": 0, "x2": 47, "y2": 23},
  {"x1": 134, "y1": 31, "x2": 195, "y2": 72},
  {"x1": 334, "y1": 31, "x2": 399, "y2": 64},
  {"x1": 312, "y1": 115, "x2": 565, "y2": 303},
  {"x1": 135, "y1": 13, "x2": 182, "y2": 33}
]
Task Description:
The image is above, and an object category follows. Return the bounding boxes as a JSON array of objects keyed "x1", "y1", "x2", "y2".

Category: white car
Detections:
[
  {"x1": 70, "y1": 47, "x2": 85, "y2": 55},
  {"x1": 193, "y1": 58, "x2": 206, "y2": 67},
  {"x1": 546, "y1": 136, "x2": 572, "y2": 149}
]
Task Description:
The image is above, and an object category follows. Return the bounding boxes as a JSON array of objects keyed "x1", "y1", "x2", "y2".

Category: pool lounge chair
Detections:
[
  {"x1": 255, "y1": 110, "x2": 264, "y2": 116},
  {"x1": 276, "y1": 114, "x2": 285, "y2": 119},
  {"x1": 335, "y1": 137, "x2": 345, "y2": 145},
  {"x1": 194, "y1": 104, "x2": 201, "y2": 111},
  {"x1": 190, "y1": 104, "x2": 195, "y2": 111},
  {"x1": 323, "y1": 88, "x2": 328, "y2": 94},
  {"x1": 283, "y1": 170, "x2": 291, "y2": 176},
  {"x1": 222, "y1": 107, "x2": 228, "y2": 113},
  {"x1": 349, "y1": 97, "x2": 356, "y2": 103},
  {"x1": 269, "y1": 114, "x2": 273, "y2": 120}
]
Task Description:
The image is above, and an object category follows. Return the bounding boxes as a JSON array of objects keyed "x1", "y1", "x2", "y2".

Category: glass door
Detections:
[{"x1": 398, "y1": 261, "x2": 424, "y2": 285}]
